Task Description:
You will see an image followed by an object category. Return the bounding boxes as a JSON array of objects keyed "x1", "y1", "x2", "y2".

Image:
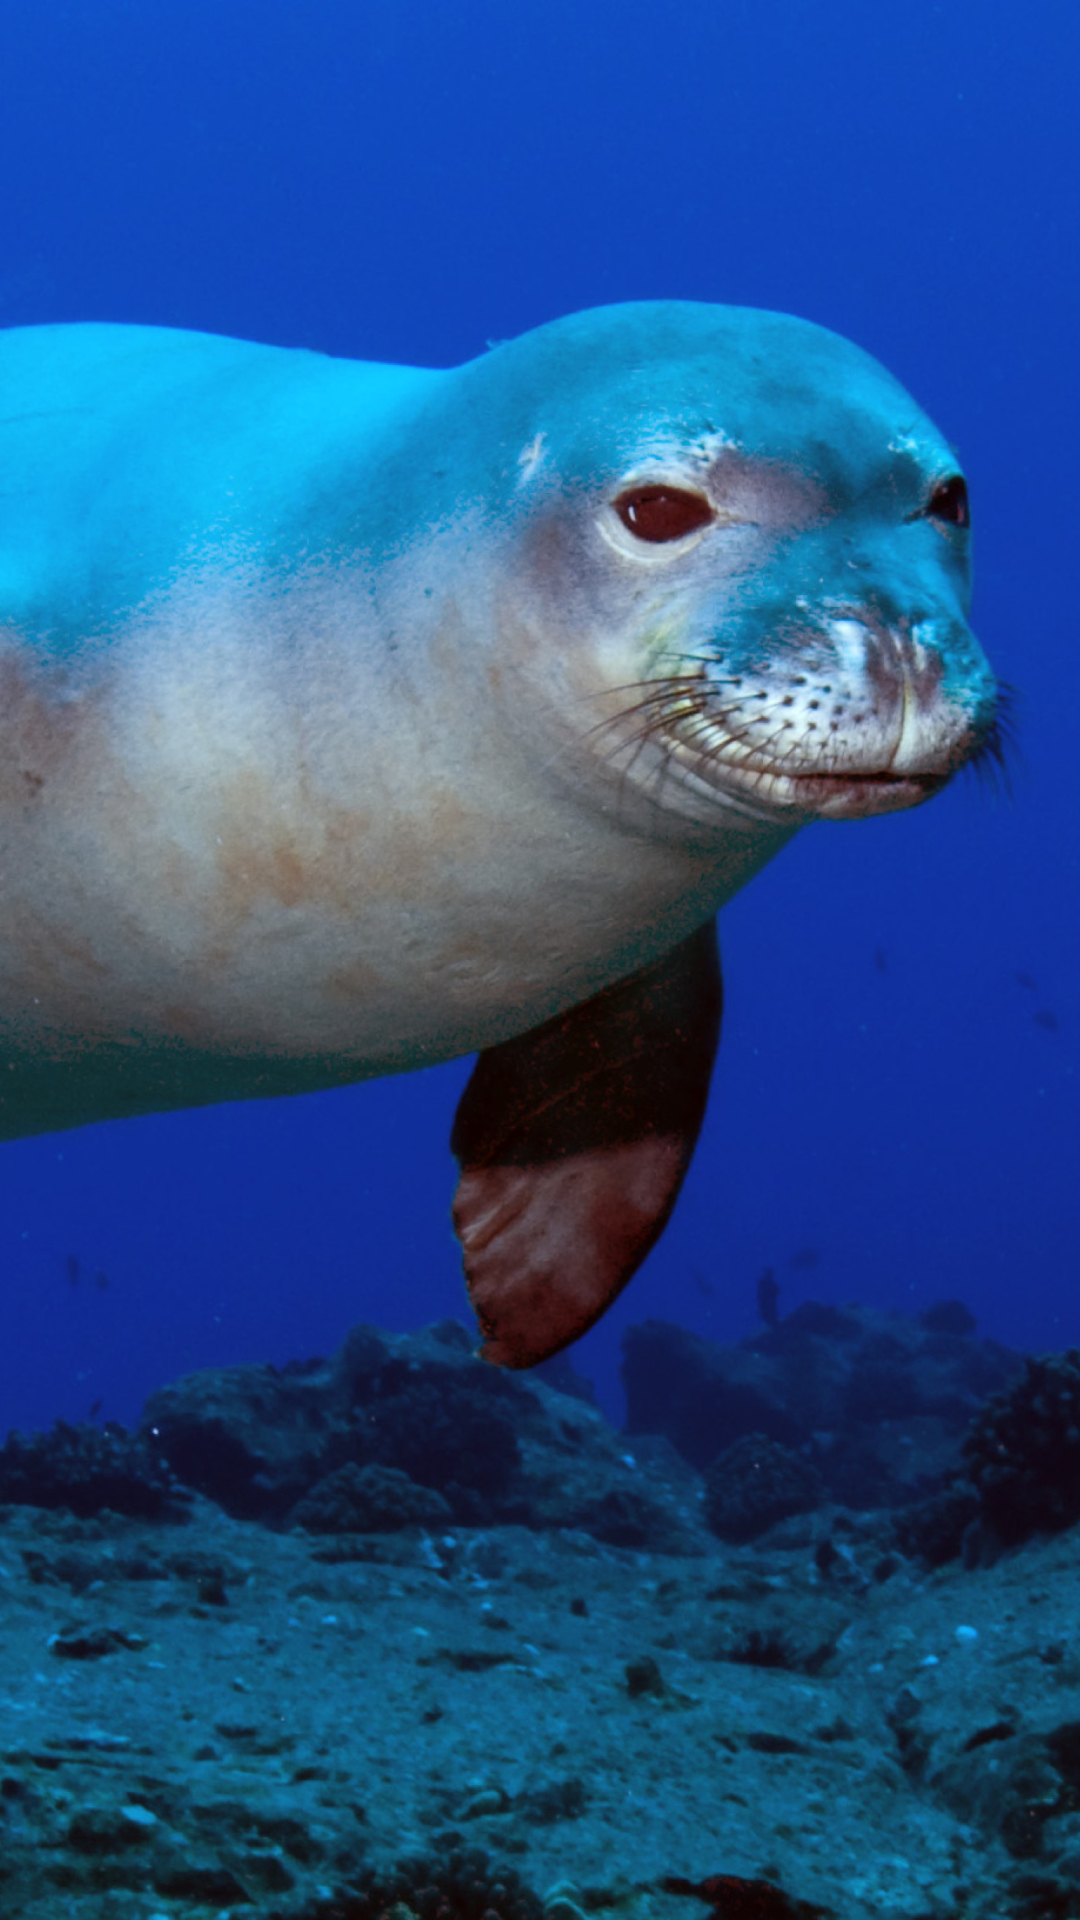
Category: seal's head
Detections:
[{"x1": 452, "y1": 300, "x2": 999, "y2": 834}]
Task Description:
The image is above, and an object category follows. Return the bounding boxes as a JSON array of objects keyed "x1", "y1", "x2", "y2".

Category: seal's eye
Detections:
[
  {"x1": 927, "y1": 475, "x2": 969, "y2": 528},
  {"x1": 613, "y1": 486, "x2": 714, "y2": 543}
]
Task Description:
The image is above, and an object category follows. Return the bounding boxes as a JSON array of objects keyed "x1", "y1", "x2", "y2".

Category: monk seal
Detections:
[{"x1": 0, "y1": 301, "x2": 999, "y2": 1364}]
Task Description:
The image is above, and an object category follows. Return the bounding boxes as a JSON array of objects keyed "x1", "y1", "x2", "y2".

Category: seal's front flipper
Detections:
[{"x1": 450, "y1": 920, "x2": 722, "y2": 1368}]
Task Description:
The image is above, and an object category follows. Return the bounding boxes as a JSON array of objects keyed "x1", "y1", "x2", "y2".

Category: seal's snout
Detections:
[
  {"x1": 803, "y1": 605, "x2": 998, "y2": 809},
  {"x1": 861, "y1": 623, "x2": 945, "y2": 732},
  {"x1": 612, "y1": 595, "x2": 999, "y2": 828},
  {"x1": 837, "y1": 614, "x2": 956, "y2": 775}
]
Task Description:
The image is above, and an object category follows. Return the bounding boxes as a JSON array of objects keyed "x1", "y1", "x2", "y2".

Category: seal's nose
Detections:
[
  {"x1": 826, "y1": 613, "x2": 974, "y2": 774},
  {"x1": 864, "y1": 625, "x2": 948, "y2": 770}
]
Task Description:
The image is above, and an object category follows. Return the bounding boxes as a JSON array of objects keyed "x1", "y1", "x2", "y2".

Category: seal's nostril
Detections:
[{"x1": 927, "y1": 475, "x2": 969, "y2": 528}]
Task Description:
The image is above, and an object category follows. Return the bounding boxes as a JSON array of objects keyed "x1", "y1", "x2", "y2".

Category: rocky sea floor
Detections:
[{"x1": 1, "y1": 1309, "x2": 1078, "y2": 1920}]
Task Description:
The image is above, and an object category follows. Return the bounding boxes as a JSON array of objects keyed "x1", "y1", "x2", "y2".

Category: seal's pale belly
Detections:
[{"x1": 0, "y1": 572, "x2": 778, "y2": 1123}]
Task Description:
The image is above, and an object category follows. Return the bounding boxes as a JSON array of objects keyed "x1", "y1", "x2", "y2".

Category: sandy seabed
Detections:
[{"x1": 1, "y1": 1489, "x2": 1078, "y2": 1920}]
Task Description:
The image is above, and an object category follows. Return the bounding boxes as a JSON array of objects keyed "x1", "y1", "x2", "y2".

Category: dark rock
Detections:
[
  {"x1": 434, "y1": 1647, "x2": 517, "y2": 1673},
  {"x1": 251, "y1": 1811, "x2": 323, "y2": 1863},
  {"x1": 0, "y1": 1420, "x2": 188, "y2": 1520},
  {"x1": 515, "y1": 1776, "x2": 588, "y2": 1824},
  {"x1": 813, "y1": 1417, "x2": 959, "y2": 1511},
  {"x1": 745, "y1": 1732, "x2": 812, "y2": 1756},
  {"x1": 884, "y1": 1684, "x2": 933, "y2": 1776},
  {"x1": 48, "y1": 1626, "x2": 148, "y2": 1660},
  {"x1": 623, "y1": 1320, "x2": 808, "y2": 1466},
  {"x1": 810, "y1": 1528, "x2": 887, "y2": 1589},
  {"x1": 21, "y1": 1548, "x2": 101, "y2": 1593},
  {"x1": 813, "y1": 1717, "x2": 855, "y2": 1744},
  {"x1": 964, "y1": 1719, "x2": 1019, "y2": 1753},
  {"x1": 1004, "y1": 1873, "x2": 1080, "y2": 1920},
  {"x1": 141, "y1": 1359, "x2": 338, "y2": 1520},
  {"x1": 724, "y1": 1629, "x2": 824, "y2": 1675},
  {"x1": 892, "y1": 1480, "x2": 981, "y2": 1568},
  {"x1": 932, "y1": 1728, "x2": 1073, "y2": 1858},
  {"x1": 625, "y1": 1654, "x2": 666, "y2": 1698},
  {"x1": 66, "y1": 1806, "x2": 150, "y2": 1853},
  {"x1": 153, "y1": 1862, "x2": 252, "y2": 1901},
  {"x1": 239, "y1": 1847, "x2": 296, "y2": 1892},
  {"x1": 886, "y1": 1686, "x2": 923, "y2": 1730},
  {"x1": 211, "y1": 1721, "x2": 296, "y2": 1757},
  {"x1": 919, "y1": 1299, "x2": 977, "y2": 1336},
  {"x1": 963, "y1": 1351, "x2": 1080, "y2": 1545},
  {"x1": 168, "y1": 1549, "x2": 232, "y2": 1581},
  {"x1": 139, "y1": 1319, "x2": 710, "y2": 1553},
  {"x1": 776, "y1": 1302, "x2": 860, "y2": 1342},
  {"x1": 661, "y1": 1872, "x2": 831, "y2": 1918},
  {"x1": 291, "y1": 1462, "x2": 453, "y2": 1533},
  {"x1": 1002, "y1": 1797, "x2": 1058, "y2": 1860},
  {"x1": 623, "y1": 1304, "x2": 1022, "y2": 1510},
  {"x1": 531, "y1": 1351, "x2": 597, "y2": 1405},
  {"x1": 707, "y1": 1598, "x2": 849, "y2": 1677},
  {"x1": 460, "y1": 1786, "x2": 510, "y2": 1819},
  {"x1": 335, "y1": 1368, "x2": 523, "y2": 1509},
  {"x1": 703, "y1": 1434, "x2": 823, "y2": 1543},
  {"x1": 352, "y1": 1845, "x2": 544, "y2": 1920},
  {"x1": 139, "y1": 1323, "x2": 526, "y2": 1522},
  {"x1": 567, "y1": 1485, "x2": 674, "y2": 1550},
  {"x1": 1047, "y1": 1722, "x2": 1080, "y2": 1800}
]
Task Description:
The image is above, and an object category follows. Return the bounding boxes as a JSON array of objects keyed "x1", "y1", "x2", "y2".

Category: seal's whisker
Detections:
[
  {"x1": 570, "y1": 669, "x2": 708, "y2": 703},
  {"x1": 594, "y1": 701, "x2": 752, "y2": 773},
  {"x1": 686, "y1": 710, "x2": 788, "y2": 758},
  {"x1": 962, "y1": 681, "x2": 1018, "y2": 800},
  {"x1": 690, "y1": 715, "x2": 808, "y2": 785},
  {"x1": 554, "y1": 683, "x2": 687, "y2": 720},
  {"x1": 574, "y1": 688, "x2": 700, "y2": 737},
  {"x1": 586, "y1": 715, "x2": 692, "y2": 768},
  {"x1": 533, "y1": 682, "x2": 706, "y2": 778},
  {"x1": 581, "y1": 691, "x2": 712, "y2": 755},
  {"x1": 541, "y1": 661, "x2": 748, "y2": 726}
]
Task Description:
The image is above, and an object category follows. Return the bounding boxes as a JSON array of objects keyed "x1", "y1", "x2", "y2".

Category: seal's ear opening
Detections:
[{"x1": 450, "y1": 920, "x2": 722, "y2": 1368}]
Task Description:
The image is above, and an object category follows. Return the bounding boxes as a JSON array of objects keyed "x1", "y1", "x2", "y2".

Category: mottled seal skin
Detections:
[{"x1": 0, "y1": 302, "x2": 998, "y2": 1362}]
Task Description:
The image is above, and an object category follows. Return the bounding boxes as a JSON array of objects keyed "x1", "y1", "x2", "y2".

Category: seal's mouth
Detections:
[
  {"x1": 655, "y1": 733, "x2": 955, "y2": 822},
  {"x1": 708, "y1": 685, "x2": 1013, "y2": 821},
  {"x1": 579, "y1": 656, "x2": 1004, "y2": 827},
  {"x1": 726, "y1": 766, "x2": 948, "y2": 820}
]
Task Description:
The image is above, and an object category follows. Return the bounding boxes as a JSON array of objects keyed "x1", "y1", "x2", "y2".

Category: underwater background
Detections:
[{"x1": 0, "y1": 0, "x2": 1075, "y2": 1432}]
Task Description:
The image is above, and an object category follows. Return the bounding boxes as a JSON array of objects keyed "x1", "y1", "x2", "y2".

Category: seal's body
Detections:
[{"x1": 0, "y1": 304, "x2": 998, "y2": 1362}]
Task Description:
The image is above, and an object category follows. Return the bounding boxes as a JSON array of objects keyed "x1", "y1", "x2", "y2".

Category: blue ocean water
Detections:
[{"x1": 0, "y1": 0, "x2": 1074, "y2": 1433}]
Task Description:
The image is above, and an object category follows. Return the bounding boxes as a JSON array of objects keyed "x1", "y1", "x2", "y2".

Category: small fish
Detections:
[
  {"x1": 872, "y1": 946, "x2": 888, "y2": 973},
  {"x1": 691, "y1": 1267, "x2": 714, "y2": 1299},
  {"x1": 789, "y1": 1245, "x2": 820, "y2": 1270},
  {"x1": 1013, "y1": 970, "x2": 1038, "y2": 991},
  {"x1": 87, "y1": 1398, "x2": 103, "y2": 1421},
  {"x1": 93, "y1": 1269, "x2": 110, "y2": 1291},
  {"x1": 65, "y1": 1253, "x2": 80, "y2": 1287},
  {"x1": 756, "y1": 1266, "x2": 780, "y2": 1328},
  {"x1": 1034, "y1": 1008, "x2": 1059, "y2": 1033}
]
